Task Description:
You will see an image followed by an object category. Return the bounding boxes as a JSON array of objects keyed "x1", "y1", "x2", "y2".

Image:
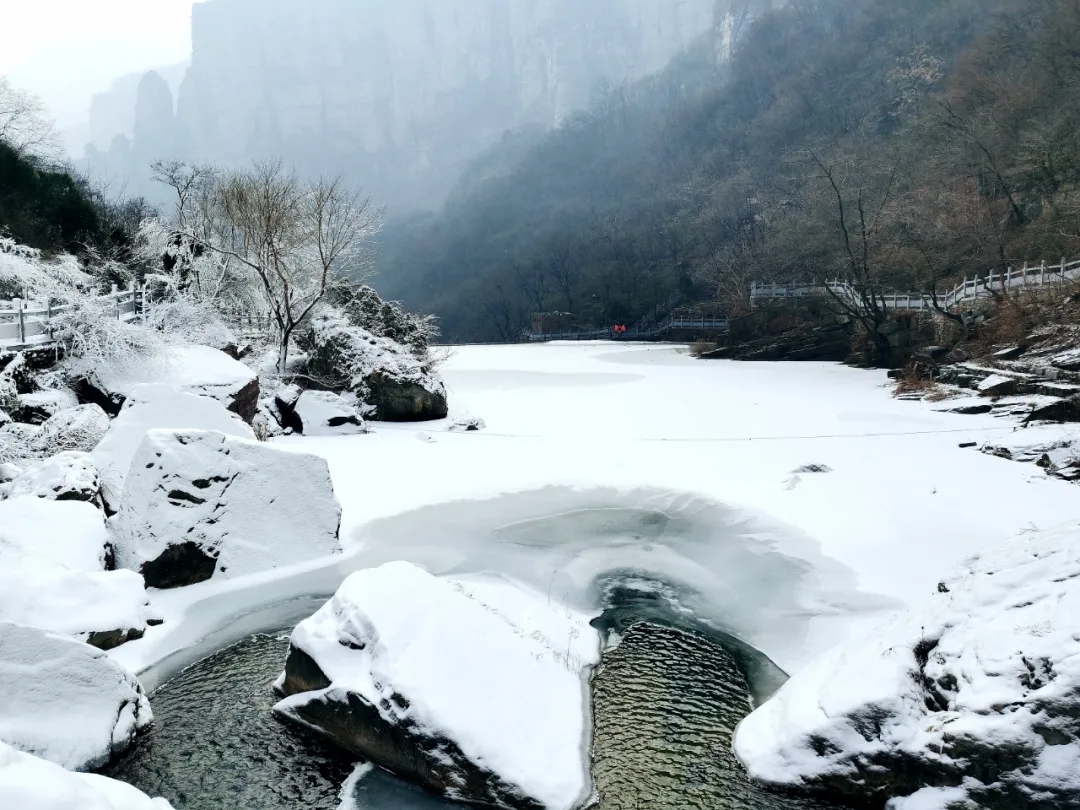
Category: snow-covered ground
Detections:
[{"x1": 112, "y1": 343, "x2": 1080, "y2": 684}]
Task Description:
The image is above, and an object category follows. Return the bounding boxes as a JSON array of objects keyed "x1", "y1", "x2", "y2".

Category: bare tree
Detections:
[
  {"x1": 516, "y1": 259, "x2": 549, "y2": 313},
  {"x1": 187, "y1": 160, "x2": 381, "y2": 372},
  {"x1": 0, "y1": 78, "x2": 57, "y2": 161}
]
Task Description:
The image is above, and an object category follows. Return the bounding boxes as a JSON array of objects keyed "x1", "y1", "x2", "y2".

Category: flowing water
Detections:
[{"x1": 107, "y1": 600, "x2": 843, "y2": 810}]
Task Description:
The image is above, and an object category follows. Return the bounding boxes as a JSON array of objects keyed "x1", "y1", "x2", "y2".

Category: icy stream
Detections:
[
  {"x1": 104, "y1": 490, "x2": 886, "y2": 808},
  {"x1": 106, "y1": 606, "x2": 843, "y2": 810}
]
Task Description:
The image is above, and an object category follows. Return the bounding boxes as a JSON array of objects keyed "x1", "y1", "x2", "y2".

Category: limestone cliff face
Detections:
[{"x1": 88, "y1": 0, "x2": 782, "y2": 209}]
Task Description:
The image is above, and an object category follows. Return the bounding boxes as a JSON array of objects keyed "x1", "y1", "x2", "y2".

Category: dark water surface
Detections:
[{"x1": 107, "y1": 618, "x2": 843, "y2": 810}]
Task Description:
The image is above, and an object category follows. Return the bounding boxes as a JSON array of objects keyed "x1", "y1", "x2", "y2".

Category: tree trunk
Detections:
[{"x1": 277, "y1": 334, "x2": 290, "y2": 374}]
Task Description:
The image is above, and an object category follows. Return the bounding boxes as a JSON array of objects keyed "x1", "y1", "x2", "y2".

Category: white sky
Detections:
[{"x1": 0, "y1": 1, "x2": 198, "y2": 129}]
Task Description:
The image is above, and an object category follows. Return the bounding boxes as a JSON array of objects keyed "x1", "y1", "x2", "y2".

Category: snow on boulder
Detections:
[
  {"x1": 0, "y1": 496, "x2": 152, "y2": 647},
  {"x1": 92, "y1": 384, "x2": 255, "y2": 511},
  {"x1": 3, "y1": 452, "x2": 101, "y2": 505},
  {"x1": 82, "y1": 345, "x2": 260, "y2": 422},
  {"x1": 977, "y1": 373, "x2": 1019, "y2": 398},
  {"x1": 734, "y1": 522, "x2": 1080, "y2": 809},
  {"x1": 293, "y1": 390, "x2": 367, "y2": 436},
  {"x1": 0, "y1": 742, "x2": 174, "y2": 810},
  {"x1": 0, "y1": 623, "x2": 153, "y2": 771},
  {"x1": 306, "y1": 310, "x2": 448, "y2": 422},
  {"x1": 115, "y1": 429, "x2": 341, "y2": 589},
  {"x1": 11, "y1": 389, "x2": 79, "y2": 425},
  {"x1": 274, "y1": 562, "x2": 600, "y2": 810},
  {"x1": 37, "y1": 404, "x2": 110, "y2": 455}
]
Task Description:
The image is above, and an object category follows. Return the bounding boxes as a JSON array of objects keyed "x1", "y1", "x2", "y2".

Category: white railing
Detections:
[
  {"x1": 750, "y1": 258, "x2": 1080, "y2": 311},
  {"x1": 0, "y1": 285, "x2": 142, "y2": 351}
]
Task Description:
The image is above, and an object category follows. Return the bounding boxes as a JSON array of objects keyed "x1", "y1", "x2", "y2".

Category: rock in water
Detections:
[
  {"x1": 92, "y1": 384, "x2": 255, "y2": 511},
  {"x1": 2, "y1": 452, "x2": 102, "y2": 505},
  {"x1": 0, "y1": 623, "x2": 153, "y2": 771},
  {"x1": 0, "y1": 740, "x2": 173, "y2": 809},
  {"x1": 0, "y1": 496, "x2": 151, "y2": 643},
  {"x1": 274, "y1": 562, "x2": 599, "y2": 810},
  {"x1": 293, "y1": 390, "x2": 367, "y2": 436},
  {"x1": 115, "y1": 429, "x2": 341, "y2": 588},
  {"x1": 734, "y1": 523, "x2": 1080, "y2": 809}
]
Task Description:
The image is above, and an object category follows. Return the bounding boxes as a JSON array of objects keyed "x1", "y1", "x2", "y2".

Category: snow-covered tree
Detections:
[
  {"x1": 160, "y1": 160, "x2": 381, "y2": 372},
  {"x1": 0, "y1": 77, "x2": 57, "y2": 161}
]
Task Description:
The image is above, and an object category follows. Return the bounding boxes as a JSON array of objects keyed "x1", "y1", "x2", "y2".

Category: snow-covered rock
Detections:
[
  {"x1": 0, "y1": 742, "x2": 173, "y2": 810},
  {"x1": 977, "y1": 373, "x2": 1019, "y2": 398},
  {"x1": 37, "y1": 404, "x2": 110, "y2": 455},
  {"x1": 11, "y1": 389, "x2": 79, "y2": 425},
  {"x1": 274, "y1": 562, "x2": 599, "y2": 810},
  {"x1": 734, "y1": 522, "x2": 1080, "y2": 809},
  {"x1": 0, "y1": 623, "x2": 153, "y2": 771},
  {"x1": 84, "y1": 344, "x2": 260, "y2": 422},
  {"x1": 92, "y1": 384, "x2": 255, "y2": 510},
  {"x1": 0, "y1": 496, "x2": 151, "y2": 645},
  {"x1": 306, "y1": 310, "x2": 448, "y2": 422},
  {"x1": 115, "y1": 429, "x2": 341, "y2": 588},
  {"x1": 293, "y1": 390, "x2": 367, "y2": 436},
  {"x1": 2, "y1": 452, "x2": 101, "y2": 505},
  {"x1": 448, "y1": 416, "x2": 486, "y2": 432}
]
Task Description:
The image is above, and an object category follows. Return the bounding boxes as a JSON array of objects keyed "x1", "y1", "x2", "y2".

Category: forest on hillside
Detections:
[{"x1": 375, "y1": 0, "x2": 1080, "y2": 344}]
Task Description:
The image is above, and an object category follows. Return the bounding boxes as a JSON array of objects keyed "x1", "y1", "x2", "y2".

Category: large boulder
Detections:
[
  {"x1": 2, "y1": 452, "x2": 101, "y2": 505},
  {"x1": 0, "y1": 742, "x2": 174, "y2": 809},
  {"x1": 274, "y1": 562, "x2": 599, "y2": 810},
  {"x1": 305, "y1": 310, "x2": 448, "y2": 422},
  {"x1": 0, "y1": 623, "x2": 153, "y2": 771},
  {"x1": 734, "y1": 522, "x2": 1080, "y2": 809},
  {"x1": 91, "y1": 384, "x2": 255, "y2": 511},
  {"x1": 0, "y1": 496, "x2": 151, "y2": 646},
  {"x1": 80, "y1": 345, "x2": 260, "y2": 423},
  {"x1": 115, "y1": 429, "x2": 341, "y2": 589}
]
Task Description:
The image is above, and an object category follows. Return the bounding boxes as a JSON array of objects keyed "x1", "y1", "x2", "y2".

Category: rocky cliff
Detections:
[{"x1": 87, "y1": 0, "x2": 781, "y2": 210}]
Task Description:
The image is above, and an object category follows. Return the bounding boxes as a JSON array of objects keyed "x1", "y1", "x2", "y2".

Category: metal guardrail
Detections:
[{"x1": 750, "y1": 258, "x2": 1080, "y2": 311}]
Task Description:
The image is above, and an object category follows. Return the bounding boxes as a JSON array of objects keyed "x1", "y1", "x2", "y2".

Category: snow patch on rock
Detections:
[
  {"x1": 2, "y1": 452, "x2": 101, "y2": 504},
  {"x1": 293, "y1": 390, "x2": 367, "y2": 436},
  {"x1": 88, "y1": 344, "x2": 259, "y2": 418},
  {"x1": 0, "y1": 741, "x2": 173, "y2": 809},
  {"x1": 92, "y1": 384, "x2": 254, "y2": 510},
  {"x1": 0, "y1": 623, "x2": 153, "y2": 771},
  {"x1": 274, "y1": 562, "x2": 599, "y2": 810},
  {"x1": 734, "y1": 522, "x2": 1080, "y2": 808},
  {"x1": 0, "y1": 496, "x2": 151, "y2": 640},
  {"x1": 115, "y1": 429, "x2": 341, "y2": 587}
]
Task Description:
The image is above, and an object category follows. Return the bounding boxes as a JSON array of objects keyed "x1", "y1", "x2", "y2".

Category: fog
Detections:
[{"x1": 56, "y1": 0, "x2": 729, "y2": 210}]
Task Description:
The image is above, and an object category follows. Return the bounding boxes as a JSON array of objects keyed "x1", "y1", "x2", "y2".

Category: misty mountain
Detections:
[
  {"x1": 85, "y1": 0, "x2": 726, "y2": 210},
  {"x1": 371, "y1": 0, "x2": 1078, "y2": 343}
]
